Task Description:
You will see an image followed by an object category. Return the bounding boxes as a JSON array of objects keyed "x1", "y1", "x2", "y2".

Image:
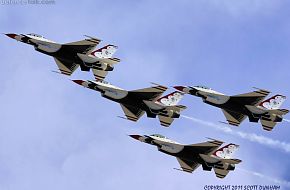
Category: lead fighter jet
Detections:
[
  {"x1": 129, "y1": 134, "x2": 241, "y2": 178},
  {"x1": 73, "y1": 80, "x2": 186, "y2": 127},
  {"x1": 5, "y1": 33, "x2": 120, "y2": 80},
  {"x1": 174, "y1": 85, "x2": 289, "y2": 131}
]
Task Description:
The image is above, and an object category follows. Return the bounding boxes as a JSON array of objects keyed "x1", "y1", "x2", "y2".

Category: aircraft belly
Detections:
[
  {"x1": 53, "y1": 48, "x2": 80, "y2": 62},
  {"x1": 204, "y1": 94, "x2": 230, "y2": 105},
  {"x1": 245, "y1": 105, "x2": 267, "y2": 114},
  {"x1": 103, "y1": 90, "x2": 128, "y2": 100},
  {"x1": 37, "y1": 43, "x2": 61, "y2": 53},
  {"x1": 176, "y1": 152, "x2": 201, "y2": 163},
  {"x1": 207, "y1": 101, "x2": 249, "y2": 116},
  {"x1": 120, "y1": 95, "x2": 152, "y2": 111},
  {"x1": 158, "y1": 142, "x2": 184, "y2": 154}
]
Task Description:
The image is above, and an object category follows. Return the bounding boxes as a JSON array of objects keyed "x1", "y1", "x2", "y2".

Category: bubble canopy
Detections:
[
  {"x1": 27, "y1": 33, "x2": 44, "y2": 38},
  {"x1": 151, "y1": 134, "x2": 167, "y2": 139},
  {"x1": 194, "y1": 85, "x2": 211, "y2": 90}
]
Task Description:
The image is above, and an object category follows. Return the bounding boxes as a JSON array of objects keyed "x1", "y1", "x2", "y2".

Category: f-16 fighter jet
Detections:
[
  {"x1": 174, "y1": 85, "x2": 289, "y2": 131},
  {"x1": 5, "y1": 33, "x2": 120, "y2": 80},
  {"x1": 129, "y1": 134, "x2": 241, "y2": 178},
  {"x1": 73, "y1": 80, "x2": 186, "y2": 127}
]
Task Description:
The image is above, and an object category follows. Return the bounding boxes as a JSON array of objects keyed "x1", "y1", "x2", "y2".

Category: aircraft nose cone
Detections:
[
  {"x1": 5, "y1": 33, "x2": 17, "y2": 39},
  {"x1": 129, "y1": 135, "x2": 142, "y2": 140},
  {"x1": 72, "y1": 80, "x2": 85, "y2": 86},
  {"x1": 173, "y1": 86, "x2": 186, "y2": 92}
]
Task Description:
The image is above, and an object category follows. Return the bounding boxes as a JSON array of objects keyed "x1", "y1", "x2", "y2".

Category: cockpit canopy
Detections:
[
  {"x1": 194, "y1": 85, "x2": 211, "y2": 90},
  {"x1": 27, "y1": 33, "x2": 44, "y2": 38},
  {"x1": 151, "y1": 134, "x2": 167, "y2": 139},
  {"x1": 94, "y1": 80, "x2": 112, "y2": 85}
]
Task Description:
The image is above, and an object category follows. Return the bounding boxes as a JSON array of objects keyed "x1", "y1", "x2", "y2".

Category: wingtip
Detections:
[
  {"x1": 252, "y1": 87, "x2": 271, "y2": 93},
  {"x1": 84, "y1": 35, "x2": 102, "y2": 42},
  {"x1": 206, "y1": 137, "x2": 224, "y2": 143},
  {"x1": 150, "y1": 82, "x2": 167, "y2": 87}
]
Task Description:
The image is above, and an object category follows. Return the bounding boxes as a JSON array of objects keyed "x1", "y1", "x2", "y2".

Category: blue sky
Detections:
[{"x1": 1, "y1": 0, "x2": 290, "y2": 189}]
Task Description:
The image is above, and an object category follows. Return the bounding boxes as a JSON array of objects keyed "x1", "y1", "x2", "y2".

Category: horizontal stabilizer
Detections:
[
  {"x1": 268, "y1": 109, "x2": 289, "y2": 116},
  {"x1": 92, "y1": 69, "x2": 108, "y2": 81},
  {"x1": 221, "y1": 158, "x2": 242, "y2": 165},
  {"x1": 158, "y1": 115, "x2": 174, "y2": 127},
  {"x1": 214, "y1": 168, "x2": 229, "y2": 179},
  {"x1": 166, "y1": 105, "x2": 187, "y2": 112},
  {"x1": 260, "y1": 119, "x2": 276, "y2": 131}
]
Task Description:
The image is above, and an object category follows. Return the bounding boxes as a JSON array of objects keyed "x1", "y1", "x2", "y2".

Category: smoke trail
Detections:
[
  {"x1": 181, "y1": 115, "x2": 290, "y2": 153},
  {"x1": 283, "y1": 118, "x2": 290, "y2": 123},
  {"x1": 238, "y1": 168, "x2": 290, "y2": 188}
]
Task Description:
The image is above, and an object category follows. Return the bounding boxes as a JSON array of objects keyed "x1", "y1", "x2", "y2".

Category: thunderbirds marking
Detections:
[
  {"x1": 130, "y1": 134, "x2": 241, "y2": 178},
  {"x1": 174, "y1": 85, "x2": 289, "y2": 131},
  {"x1": 73, "y1": 80, "x2": 186, "y2": 127},
  {"x1": 5, "y1": 33, "x2": 119, "y2": 80}
]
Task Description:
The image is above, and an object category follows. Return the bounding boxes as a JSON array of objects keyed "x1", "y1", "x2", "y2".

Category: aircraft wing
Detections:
[
  {"x1": 176, "y1": 158, "x2": 200, "y2": 173},
  {"x1": 129, "y1": 85, "x2": 168, "y2": 101},
  {"x1": 222, "y1": 109, "x2": 246, "y2": 126},
  {"x1": 187, "y1": 139, "x2": 224, "y2": 155},
  {"x1": 54, "y1": 58, "x2": 79, "y2": 76},
  {"x1": 62, "y1": 36, "x2": 101, "y2": 54},
  {"x1": 230, "y1": 89, "x2": 270, "y2": 106},
  {"x1": 214, "y1": 168, "x2": 230, "y2": 179},
  {"x1": 120, "y1": 104, "x2": 145, "y2": 122}
]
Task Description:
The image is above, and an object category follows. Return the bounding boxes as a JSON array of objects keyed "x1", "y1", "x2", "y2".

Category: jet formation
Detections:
[
  {"x1": 130, "y1": 134, "x2": 241, "y2": 178},
  {"x1": 5, "y1": 33, "x2": 289, "y2": 179}
]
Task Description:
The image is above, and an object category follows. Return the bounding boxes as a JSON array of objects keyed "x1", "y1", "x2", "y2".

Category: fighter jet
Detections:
[
  {"x1": 73, "y1": 80, "x2": 186, "y2": 127},
  {"x1": 174, "y1": 85, "x2": 289, "y2": 131},
  {"x1": 129, "y1": 134, "x2": 241, "y2": 178},
  {"x1": 5, "y1": 33, "x2": 120, "y2": 80}
]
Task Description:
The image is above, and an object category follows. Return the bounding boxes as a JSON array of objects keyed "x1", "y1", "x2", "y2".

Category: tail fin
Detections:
[
  {"x1": 213, "y1": 144, "x2": 239, "y2": 159},
  {"x1": 156, "y1": 91, "x2": 184, "y2": 106},
  {"x1": 259, "y1": 94, "x2": 286, "y2": 110},
  {"x1": 91, "y1": 44, "x2": 118, "y2": 58}
]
